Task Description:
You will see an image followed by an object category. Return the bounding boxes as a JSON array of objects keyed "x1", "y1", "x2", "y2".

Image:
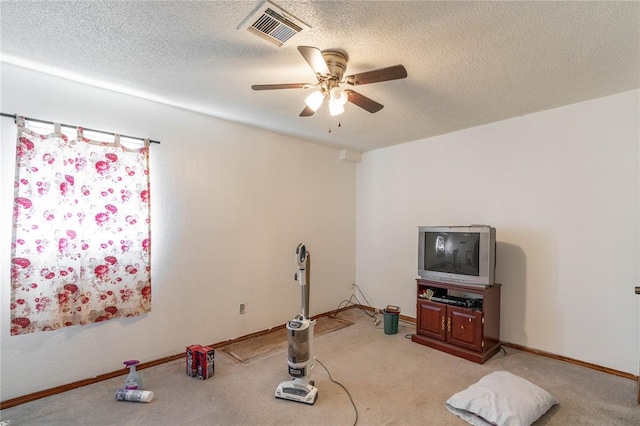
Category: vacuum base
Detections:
[{"x1": 275, "y1": 379, "x2": 318, "y2": 405}]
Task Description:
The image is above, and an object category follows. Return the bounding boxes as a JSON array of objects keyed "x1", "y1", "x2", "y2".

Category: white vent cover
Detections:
[{"x1": 238, "y1": 0, "x2": 310, "y2": 47}]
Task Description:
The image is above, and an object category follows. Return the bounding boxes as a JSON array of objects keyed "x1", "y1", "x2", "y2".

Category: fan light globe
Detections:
[
  {"x1": 304, "y1": 90, "x2": 324, "y2": 112},
  {"x1": 329, "y1": 101, "x2": 345, "y2": 116},
  {"x1": 330, "y1": 87, "x2": 348, "y2": 106}
]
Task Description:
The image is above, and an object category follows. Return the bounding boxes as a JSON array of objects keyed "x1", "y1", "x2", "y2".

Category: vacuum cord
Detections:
[{"x1": 316, "y1": 358, "x2": 358, "y2": 426}]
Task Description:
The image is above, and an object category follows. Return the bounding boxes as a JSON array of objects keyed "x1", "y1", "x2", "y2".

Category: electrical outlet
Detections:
[{"x1": 239, "y1": 303, "x2": 245, "y2": 315}]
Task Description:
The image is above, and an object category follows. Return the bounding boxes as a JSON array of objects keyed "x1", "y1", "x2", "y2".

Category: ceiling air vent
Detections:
[{"x1": 238, "y1": 0, "x2": 310, "y2": 47}]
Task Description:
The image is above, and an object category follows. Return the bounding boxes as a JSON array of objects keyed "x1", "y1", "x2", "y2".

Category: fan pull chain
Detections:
[{"x1": 327, "y1": 117, "x2": 342, "y2": 133}]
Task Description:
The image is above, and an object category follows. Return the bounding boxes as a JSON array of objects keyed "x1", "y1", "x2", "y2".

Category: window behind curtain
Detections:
[{"x1": 10, "y1": 118, "x2": 151, "y2": 335}]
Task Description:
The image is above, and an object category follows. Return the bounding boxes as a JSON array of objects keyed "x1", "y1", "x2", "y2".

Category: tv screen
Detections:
[{"x1": 422, "y1": 232, "x2": 480, "y2": 277}]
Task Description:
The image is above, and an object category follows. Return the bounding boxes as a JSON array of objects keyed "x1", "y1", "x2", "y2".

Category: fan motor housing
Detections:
[{"x1": 321, "y1": 50, "x2": 348, "y2": 81}]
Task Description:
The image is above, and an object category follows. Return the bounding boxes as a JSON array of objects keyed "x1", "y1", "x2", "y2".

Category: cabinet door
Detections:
[
  {"x1": 417, "y1": 300, "x2": 446, "y2": 341},
  {"x1": 447, "y1": 308, "x2": 483, "y2": 351}
]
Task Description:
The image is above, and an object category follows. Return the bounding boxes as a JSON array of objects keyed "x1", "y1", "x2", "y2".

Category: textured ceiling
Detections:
[{"x1": 1, "y1": 1, "x2": 638, "y2": 152}]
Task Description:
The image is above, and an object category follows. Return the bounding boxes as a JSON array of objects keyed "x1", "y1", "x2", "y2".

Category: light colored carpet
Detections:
[
  {"x1": 222, "y1": 316, "x2": 353, "y2": 363},
  {"x1": 1, "y1": 308, "x2": 639, "y2": 425}
]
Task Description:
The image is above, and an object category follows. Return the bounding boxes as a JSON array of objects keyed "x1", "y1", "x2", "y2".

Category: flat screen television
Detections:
[{"x1": 418, "y1": 225, "x2": 496, "y2": 287}]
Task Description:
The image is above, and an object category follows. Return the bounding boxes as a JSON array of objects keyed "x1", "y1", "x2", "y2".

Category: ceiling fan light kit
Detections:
[
  {"x1": 329, "y1": 101, "x2": 345, "y2": 117},
  {"x1": 252, "y1": 45, "x2": 407, "y2": 120},
  {"x1": 304, "y1": 90, "x2": 325, "y2": 112},
  {"x1": 330, "y1": 87, "x2": 348, "y2": 106}
]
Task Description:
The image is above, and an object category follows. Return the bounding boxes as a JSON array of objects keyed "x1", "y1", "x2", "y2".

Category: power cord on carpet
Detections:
[
  {"x1": 331, "y1": 283, "x2": 385, "y2": 326},
  {"x1": 331, "y1": 294, "x2": 380, "y2": 325},
  {"x1": 352, "y1": 283, "x2": 375, "y2": 311},
  {"x1": 316, "y1": 358, "x2": 358, "y2": 426}
]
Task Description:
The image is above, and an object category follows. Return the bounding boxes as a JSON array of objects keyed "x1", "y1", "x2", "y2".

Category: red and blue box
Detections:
[{"x1": 186, "y1": 344, "x2": 214, "y2": 380}]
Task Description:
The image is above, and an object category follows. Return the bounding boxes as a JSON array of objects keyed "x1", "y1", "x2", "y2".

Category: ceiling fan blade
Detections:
[
  {"x1": 345, "y1": 65, "x2": 407, "y2": 86},
  {"x1": 345, "y1": 90, "x2": 384, "y2": 113},
  {"x1": 252, "y1": 83, "x2": 308, "y2": 90},
  {"x1": 299, "y1": 106, "x2": 316, "y2": 117},
  {"x1": 297, "y1": 46, "x2": 330, "y2": 76}
]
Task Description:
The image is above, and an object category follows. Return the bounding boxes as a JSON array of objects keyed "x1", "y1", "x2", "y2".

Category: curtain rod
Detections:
[{"x1": 0, "y1": 113, "x2": 160, "y2": 145}]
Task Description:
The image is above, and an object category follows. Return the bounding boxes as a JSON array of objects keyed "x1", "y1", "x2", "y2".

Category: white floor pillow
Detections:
[{"x1": 445, "y1": 371, "x2": 558, "y2": 426}]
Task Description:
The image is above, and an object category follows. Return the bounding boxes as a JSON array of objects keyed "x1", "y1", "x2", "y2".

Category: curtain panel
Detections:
[{"x1": 10, "y1": 118, "x2": 152, "y2": 335}]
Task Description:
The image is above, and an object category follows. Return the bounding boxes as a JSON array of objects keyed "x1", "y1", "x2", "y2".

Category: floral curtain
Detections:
[{"x1": 10, "y1": 117, "x2": 151, "y2": 335}]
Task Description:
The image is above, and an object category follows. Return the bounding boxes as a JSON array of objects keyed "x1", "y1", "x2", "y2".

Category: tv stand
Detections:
[{"x1": 411, "y1": 279, "x2": 501, "y2": 364}]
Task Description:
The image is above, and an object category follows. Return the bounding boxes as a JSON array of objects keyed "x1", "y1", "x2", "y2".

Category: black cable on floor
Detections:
[
  {"x1": 331, "y1": 295, "x2": 378, "y2": 321},
  {"x1": 353, "y1": 284, "x2": 375, "y2": 309},
  {"x1": 316, "y1": 358, "x2": 358, "y2": 426}
]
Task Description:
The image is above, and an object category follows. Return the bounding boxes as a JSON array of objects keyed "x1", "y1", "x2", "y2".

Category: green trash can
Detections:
[{"x1": 382, "y1": 309, "x2": 399, "y2": 335}]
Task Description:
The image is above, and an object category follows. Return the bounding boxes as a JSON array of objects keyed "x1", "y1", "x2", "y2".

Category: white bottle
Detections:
[{"x1": 115, "y1": 389, "x2": 154, "y2": 403}]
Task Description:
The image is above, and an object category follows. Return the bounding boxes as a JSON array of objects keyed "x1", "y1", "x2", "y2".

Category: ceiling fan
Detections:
[{"x1": 252, "y1": 46, "x2": 408, "y2": 117}]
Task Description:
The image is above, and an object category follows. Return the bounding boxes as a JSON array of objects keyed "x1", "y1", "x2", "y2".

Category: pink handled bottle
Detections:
[{"x1": 123, "y1": 360, "x2": 142, "y2": 390}]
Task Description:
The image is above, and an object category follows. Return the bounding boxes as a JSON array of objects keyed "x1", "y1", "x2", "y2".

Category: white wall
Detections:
[
  {"x1": 1, "y1": 62, "x2": 637, "y2": 402},
  {"x1": 0, "y1": 63, "x2": 357, "y2": 400},
  {"x1": 356, "y1": 90, "x2": 639, "y2": 375}
]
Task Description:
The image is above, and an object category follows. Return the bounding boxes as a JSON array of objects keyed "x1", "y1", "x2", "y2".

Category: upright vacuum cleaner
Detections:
[{"x1": 275, "y1": 243, "x2": 319, "y2": 405}]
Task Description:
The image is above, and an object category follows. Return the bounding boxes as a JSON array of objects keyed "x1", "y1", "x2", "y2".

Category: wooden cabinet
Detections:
[{"x1": 412, "y1": 279, "x2": 501, "y2": 364}]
